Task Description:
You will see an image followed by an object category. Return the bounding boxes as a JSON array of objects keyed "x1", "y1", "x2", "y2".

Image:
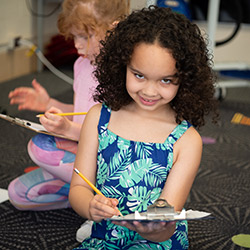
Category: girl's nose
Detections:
[
  {"x1": 74, "y1": 37, "x2": 87, "y2": 50},
  {"x1": 142, "y1": 81, "x2": 158, "y2": 97},
  {"x1": 74, "y1": 38, "x2": 81, "y2": 49}
]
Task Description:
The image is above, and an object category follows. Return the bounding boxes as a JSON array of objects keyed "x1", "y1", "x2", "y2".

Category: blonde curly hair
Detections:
[{"x1": 57, "y1": 0, "x2": 130, "y2": 39}]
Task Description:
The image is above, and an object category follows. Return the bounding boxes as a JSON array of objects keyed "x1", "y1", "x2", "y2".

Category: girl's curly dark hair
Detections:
[{"x1": 94, "y1": 6, "x2": 218, "y2": 128}]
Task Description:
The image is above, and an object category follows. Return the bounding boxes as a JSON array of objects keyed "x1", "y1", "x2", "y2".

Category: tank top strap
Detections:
[
  {"x1": 97, "y1": 103, "x2": 111, "y2": 134},
  {"x1": 164, "y1": 120, "x2": 192, "y2": 145}
]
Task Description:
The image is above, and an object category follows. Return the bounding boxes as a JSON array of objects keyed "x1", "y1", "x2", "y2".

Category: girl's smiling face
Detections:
[{"x1": 126, "y1": 42, "x2": 179, "y2": 112}]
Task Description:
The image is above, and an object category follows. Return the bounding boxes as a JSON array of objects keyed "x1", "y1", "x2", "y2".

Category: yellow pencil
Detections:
[
  {"x1": 36, "y1": 112, "x2": 87, "y2": 118},
  {"x1": 74, "y1": 168, "x2": 123, "y2": 216},
  {"x1": 74, "y1": 168, "x2": 104, "y2": 197}
]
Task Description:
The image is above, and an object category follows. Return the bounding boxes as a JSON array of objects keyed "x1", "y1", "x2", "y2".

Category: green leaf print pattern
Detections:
[
  {"x1": 99, "y1": 125, "x2": 117, "y2": 150},
  {"x1": 155, "y1": 142, "x2": 173, "y2": 151},
  {"x1": 96, "y1": 155, "x2": 108, "y2": 187},
  {"x1": 117, "y1": 136, "x2": 131, "y2": 151},
  {"x1": 76, "y1": 105, "x2": 191, "y2": 249},
  {"x1": 109, "y1": 150, "x2": 133, "y2": 181},
  {"x1": 135, "y1": 142, "x2": 153, "y2": 159},
  {"x1": 176, "y1": 221, "x2": 188, "y2": 247},
  {"x1": 119, "y1": 159, "x2": 152, "y2": 188},
  {"x1": 127, "y1": 185, "x2": 162, "y2": 212}
]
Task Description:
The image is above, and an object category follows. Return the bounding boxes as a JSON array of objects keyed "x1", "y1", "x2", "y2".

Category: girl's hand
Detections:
[
  {"x1": 89, "y1": 195, "x2": 121, "y2": 222},
  {"x1": 8, "y1": 79, "x2": 50, "y2": 112},
  {"x1": 112, "y1": 220, "x2": 176, "y2": 242},
  {"x1": 39, "y1": 107, "x2": 71, "y2": 135}
]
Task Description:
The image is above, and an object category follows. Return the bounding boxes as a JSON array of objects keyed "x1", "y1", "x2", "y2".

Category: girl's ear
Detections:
[{"x1": 111, "y1": 20, "x2": 119, "y2": 28}]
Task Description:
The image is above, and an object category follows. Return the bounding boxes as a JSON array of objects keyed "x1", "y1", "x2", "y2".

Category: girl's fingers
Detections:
[
  {"x1": 113, "y1": 220, "x2": 175, "y2": 235},
  {"x1": 91, "y1": 195, "x2": 120, "y2": 218}
]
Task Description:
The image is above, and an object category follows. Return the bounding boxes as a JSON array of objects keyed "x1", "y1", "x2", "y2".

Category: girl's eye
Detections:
[
  {"x1": 161, "y1": 78, "x2": 172, "y2": 84},
  {"x1": 80, "y1": 35, "x2": 88, "y2": 40},
  {"x1": 135, "y1": 73, "x2": 144, "y2": 80},
  {"x1": 74, "y1": 34, "x2": 88, "y2": 40}
]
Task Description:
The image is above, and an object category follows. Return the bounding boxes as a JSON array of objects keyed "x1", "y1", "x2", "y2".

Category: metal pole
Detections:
[
  {"x1": 37, "y1": 0, "x2": 44, "y2": 72},
  {"x1": 146, "y1": 0, "x2": 157, "y2": 7},
  {"x1": 207, "y1": 0, "x2": 220, "y2": 55}
]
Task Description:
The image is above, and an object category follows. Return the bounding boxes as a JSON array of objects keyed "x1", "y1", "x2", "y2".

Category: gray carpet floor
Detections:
[{"x1": 0, "y1": 69, "x2": 250, "y2": 249}]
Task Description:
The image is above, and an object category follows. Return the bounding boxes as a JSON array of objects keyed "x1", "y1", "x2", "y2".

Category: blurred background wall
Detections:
[{"x1": 0, "y1": 0, "x2": 249, "y2": 83}]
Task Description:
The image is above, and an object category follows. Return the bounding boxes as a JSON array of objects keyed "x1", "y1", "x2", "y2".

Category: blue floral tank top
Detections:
[{"x1": 75, "y1": 104, "x2": 192, "y2": 250}]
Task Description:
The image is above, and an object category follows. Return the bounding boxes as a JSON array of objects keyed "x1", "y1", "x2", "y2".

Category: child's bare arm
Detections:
[
  {"x1": 39, "y1": 106, "x2": 81, "y2": 141},
  {"x1": 161, "y1": 126, "x2": 202, "y2": 212},
  {"x1": 9, "y1": 78, "x2": 74, "y2": 113},
  {"x1": 9, "y1": 79, "x2": 50, "y2": 112},
  {"x1": 69, "y1": 104, "x2": 120, "y2": 220}
]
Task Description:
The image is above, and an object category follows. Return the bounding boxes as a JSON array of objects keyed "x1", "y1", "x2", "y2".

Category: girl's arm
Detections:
[
  {"x1": 39, "y1": 94, "x2": 80, "y2": 140},
  {"x1": 69, "y1": 104, "x2": 120, "y2": 221},
  {"x1": 39, "y1": 106, "x2": 82, "y2": 141},
  {"x1": 45, "y1": 91, "x2": 75, "y2": 121},
  {"x1": 8, "y1": 79, "x2": 74, "y2": 114},
  {"x1": 160, "y1": 126, "x2": 202, "y2": 212},
  {"x1": 46, "y1": 98, "x2": 74, "y2": 114},
  {"x1": 150, "y1": 126, "x2": 202, "y2": 242}
]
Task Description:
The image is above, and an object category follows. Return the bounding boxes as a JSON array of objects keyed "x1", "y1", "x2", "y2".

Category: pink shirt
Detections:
[{"x1": 73, "y1": 57, "x2": 98, "y2": 124}]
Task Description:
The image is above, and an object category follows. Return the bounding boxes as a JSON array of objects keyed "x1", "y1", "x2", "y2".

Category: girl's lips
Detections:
[
  {"x1": 79, "y1": 54, "x2": 87, "y2": 58},
  {"x1": 139, "y1": 96, "x2": 159, "y2": 106}
]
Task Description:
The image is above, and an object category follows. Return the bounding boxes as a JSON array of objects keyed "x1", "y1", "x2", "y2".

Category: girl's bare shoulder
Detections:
[
  {"x1": 82, "y1": 103, "x2": 103, "y2": 130},
  {"x1": 88, "y1": 103, "x2": 103, "y2": 114},
  {"x1": 174, "y1": 125, "x2": 202, "y2": 156},
  {"x1": 86, "y1": 103, "x2": 102, "y2": 118}
]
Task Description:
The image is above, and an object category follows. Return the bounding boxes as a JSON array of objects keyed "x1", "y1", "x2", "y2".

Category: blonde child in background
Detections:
[
  {"x1": 70, "y1": 6, "x2": 218, "y2": 249},
  {"x1": 8, "y1": 0, "x2": 130, "y2": 242}
]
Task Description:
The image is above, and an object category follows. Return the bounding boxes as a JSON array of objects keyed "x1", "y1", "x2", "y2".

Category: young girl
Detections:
[
  {"x1": 70, "y1": 6, "x2": 218, "y2": 249},
  {"x1": 8, "y1": 0, "x2": 129, "y2": 211},
  {"x1": 8, "y1": 0, "x2": 130, "y2": 243}
]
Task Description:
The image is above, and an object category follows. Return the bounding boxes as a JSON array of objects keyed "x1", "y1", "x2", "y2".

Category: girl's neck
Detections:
[
  {"x1": 123, "y1": 102, "x2": 176, "y2": 123},
  {"x1": 108, "y1": 103, "x2": 178, "y2": 144}
]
